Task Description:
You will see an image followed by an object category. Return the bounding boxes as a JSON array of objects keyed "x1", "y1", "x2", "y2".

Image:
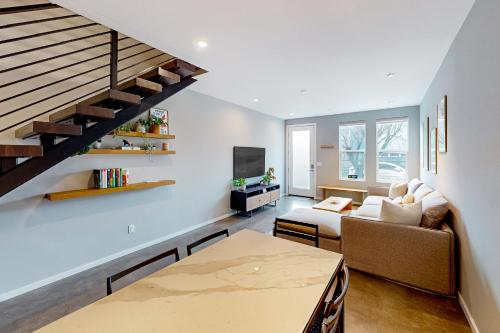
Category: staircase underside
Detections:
[{"x1": 0, "y1": 76, "x2": 197, "y2": 198}]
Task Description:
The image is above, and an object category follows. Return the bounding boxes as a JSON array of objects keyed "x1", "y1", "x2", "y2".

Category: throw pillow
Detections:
[
  {"x1": 402, "y1": 193, "x2": 415, "y2": 204},
  {"x1": 414, "y1": 184, "x2": 434, "y2": 202},
  {"x1": 380, "y1": 200, "x2": 423, "y2": 226},
  {"x1": 421, "y1": 205, "x2": 449, "y2": 229},
  {"x1": 389, "y1": 182, "x2": 408, "y2": 199},
  {"x1": 407, "y1": 178, "x2": 424, "y2": 194},
  {"x1": 420, "y1": 191, "x2": 450, "y2": 229},
  {"x1": 392, "y1": 196, "x2": 403, "y2": 204}
]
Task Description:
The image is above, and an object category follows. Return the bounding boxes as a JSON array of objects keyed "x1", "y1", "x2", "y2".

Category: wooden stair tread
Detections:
[
  {"x1": 49, "y1": 105, "x2": 115, "y2": 123},
  {"x1": 85, "y1": 89, "x2": 141, "y2": 107},
  {"x1": 141, "y1": 67, "x2": 181, "y2": 85},
  {"x1": 0, "y1": 144, "x2": 43, "y2": 157},
  {"x1": 15, "y1": 121, "x2": 82, "y2": 139},
  {"x1": 119, "y1": 77, "x2": 162, "y2": 95},
  {"x1": 163, "y1": 59, "x2": 199, "y2": 77}
]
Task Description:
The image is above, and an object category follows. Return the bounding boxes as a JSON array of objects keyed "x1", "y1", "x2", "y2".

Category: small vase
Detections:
[
  {"x1": 136, "y1": 124, "x2": 146, "y2": 133},
  {"x1": 150, "y1": 124, "x2": 161, "y2": 134},
  {"x1": 93, "y1": 141, "x2": 102, "y2": 149},
  {"x1": 240, "y1": 185, "x2": 246, "y2": 191}
]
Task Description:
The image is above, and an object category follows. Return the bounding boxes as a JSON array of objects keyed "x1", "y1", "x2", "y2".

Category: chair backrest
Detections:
[
  {"x1": 322, "y1": 265, "x2": 349, "y2": 333},
  {"x1": 106, "y1": 247, "x2": 180, "y2": 295},
  {"x1": 273, "y1": 218, "x2": 319, "y2": 247},
  {"x1": 186, "y1": 229, "x2": 229, "y2": 256}
]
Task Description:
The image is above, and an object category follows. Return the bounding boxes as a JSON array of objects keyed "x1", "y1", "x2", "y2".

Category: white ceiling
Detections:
[{"x1": 55, "y1": 0, "x2": 474, "y2": 119}]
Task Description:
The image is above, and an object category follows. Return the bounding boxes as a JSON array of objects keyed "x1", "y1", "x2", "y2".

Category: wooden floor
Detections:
[{"x1": 0, "y1": 196, "x2": 470, "y2": 332}]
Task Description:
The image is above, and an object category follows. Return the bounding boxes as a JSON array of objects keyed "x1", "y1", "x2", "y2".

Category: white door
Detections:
[{"x1": 287, "y1": 124, "x2": 316, "y2": 197}]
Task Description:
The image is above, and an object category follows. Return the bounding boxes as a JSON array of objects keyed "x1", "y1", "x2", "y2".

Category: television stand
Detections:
[{"x1": 231, "y1": 183, "x2": 280, "y2": 216}]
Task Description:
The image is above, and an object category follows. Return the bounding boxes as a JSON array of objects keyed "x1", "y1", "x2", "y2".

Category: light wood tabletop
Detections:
[{"x1": 36, "y1": 229, "x2": 343, "y2": 333}]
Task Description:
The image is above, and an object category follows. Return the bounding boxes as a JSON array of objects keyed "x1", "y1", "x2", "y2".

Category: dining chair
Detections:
[
  {"x1": 310, "y1": 265, "x2": 350, "y2": 333},
  {"x1": 106, "y1": 247, "x2": 180, "y2": 295},
  {"x1": 273, "y1": 218, "x2": 320, "y2": 247},
  {"x1": 186, "y1": 229, "x2": 229, "y2": 255}
]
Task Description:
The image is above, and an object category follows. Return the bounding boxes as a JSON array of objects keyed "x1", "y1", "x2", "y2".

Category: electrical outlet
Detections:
[{"x1": 128, "y1": 224, "x2": 135, "y2": 234}]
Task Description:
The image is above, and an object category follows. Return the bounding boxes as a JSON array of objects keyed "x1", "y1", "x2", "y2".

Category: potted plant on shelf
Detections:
[
  {"x1": 135, "y1": 119, "x2": 148, "y2": 133},
  {"x1": 261, "y1": 174, "x2": 272, "y2": 186},
  {"x1": 149, "y1": 116, "x2": 166, "y2": 135},
  {"x1": 233, "y1": 178, "x2": 247, "y2": 191}
]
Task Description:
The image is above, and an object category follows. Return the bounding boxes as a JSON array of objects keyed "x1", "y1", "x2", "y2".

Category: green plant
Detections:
[
  {"x1": 232, "y1": 177, "x2": 246, "y2": 187},
  {"x1": 138, "y1": 118, "x2": 149, "y2": 126},
  {"x1": 143, "y1": 142, "x2": 154, "y2": 152},
  {"x1": 117, "y1": 123, "x2": 133, "y2": 132},
  {"x1": 74, "y1": 145, "x2": 90, "y2": 155},
  {"x1": 149, "y1": 116, "x2": 166, "y2": 126},
  {"x1": 261, "y1": 175, "x2": 272, "y2": 184}
]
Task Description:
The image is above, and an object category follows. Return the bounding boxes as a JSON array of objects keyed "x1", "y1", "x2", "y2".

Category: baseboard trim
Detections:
[
  {"x1": 458, "y1": 291, "x2": 480, "y2": 333},
  {"x1": 0, "y1": 211, "x2": 236, "y2": 303}
]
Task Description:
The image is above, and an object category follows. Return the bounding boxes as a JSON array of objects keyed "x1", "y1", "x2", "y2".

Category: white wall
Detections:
[
  {"x1": 0, "y1": 89, "x2": 285, "y2": 300},
  {"x1": 286, "y1": 106, "x2": 420, "y2": 197},
  {"x1": 420, "y1": 0, "x2": 500, "y2": 331}
]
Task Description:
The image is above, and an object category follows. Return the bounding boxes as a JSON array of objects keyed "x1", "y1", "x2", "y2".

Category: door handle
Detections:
[{"x1": 310, "y1": 163, "x2": 315, "y2": 172}]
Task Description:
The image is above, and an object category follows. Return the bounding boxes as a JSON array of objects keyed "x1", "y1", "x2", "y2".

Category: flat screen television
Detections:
[{"x1": 233, "y1": 147, "x2": 265, "y2": 179}]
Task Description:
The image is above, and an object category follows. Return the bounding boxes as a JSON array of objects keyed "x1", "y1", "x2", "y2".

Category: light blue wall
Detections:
[
  {"x1": 286, "y1": 106, "x2": 420, "y2": 197},
  {"x1": 420, "y1": 0, "x2": 500, "y2": 331},
  {"x1": 0, "y1": 89, "x2": 285, "y2": 300}
]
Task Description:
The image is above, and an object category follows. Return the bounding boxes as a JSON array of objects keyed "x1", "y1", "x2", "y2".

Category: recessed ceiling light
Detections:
[
  {"x1": 300, "y1": 89, "x2": 308, "y2": 95},
  {"x1": 386, "y1": 73, "x2": 396, "y2": 78},
  {"x1": 197, "y1": 40, "x2": 208, "y2": 48},
  {"x1": 253, "y1": 98, "x2": 259, "y2": 102},
  {"x1": 388, "y1": 100, "x2": 395, "y2": 104},
  {"x1": 289, "y1": 113, "x2": 295, "y2": 116}
]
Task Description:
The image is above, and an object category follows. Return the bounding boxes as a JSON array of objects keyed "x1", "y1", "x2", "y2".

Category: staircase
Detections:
[{"x1": 0, "y1": 2, "x2": 205, "y2": 198}]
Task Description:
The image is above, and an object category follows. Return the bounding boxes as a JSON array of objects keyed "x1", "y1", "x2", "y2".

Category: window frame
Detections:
[
  {"x1": 375, "y1": 117, "x2": 409, "y2": 184},
  {"x1": 338, "y1": 121, "x2": 366, "y2": 182}
]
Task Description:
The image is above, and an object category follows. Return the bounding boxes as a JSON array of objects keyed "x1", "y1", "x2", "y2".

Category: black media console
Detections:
[{"x1": 231, "y1": 183, "x2": 280, "y2": 216}]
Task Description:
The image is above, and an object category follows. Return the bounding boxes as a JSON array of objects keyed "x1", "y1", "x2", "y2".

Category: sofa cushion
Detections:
[
  {"x1": 402, "y1": 193, "x2": 415, "y2": 204},
  {"x1": 414, "y1": 184, "x2": 434, "y2": 202},
  {"x1": 420, "y1": 191, "x2": 449, "y2": 229},
  {"x1": 355, "y1": 204, "x2": 382, "y2": 219},
  {"x1": 363, "y1": 195, "x2": 387, "y2": 206},
  {"x1": 389, "y1": 182, "x2": 408, "y2": 199},
  {"x1": 277, "y1": 208, "x2": 341, "y2": 238},
  {"x1": 379, "y1": 200, "x2": 422, "y2": 226},
  {"x1": 407, "y1": 178, "x2": 424, "y2": 194}
]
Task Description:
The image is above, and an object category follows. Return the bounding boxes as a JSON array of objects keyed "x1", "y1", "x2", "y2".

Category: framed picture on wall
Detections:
[
  {"x1": 430, "y1": 128, "x2": 438, "y2": 174},
  {"x1": 149, "y1": 107, "x2": 169, "y2": 134},
  {"x1": 438, "y1": 96, "x2": 447, "y2": 153},
  {"x1": 421, "y1": 117, "x2": 430, "y2": 170}
]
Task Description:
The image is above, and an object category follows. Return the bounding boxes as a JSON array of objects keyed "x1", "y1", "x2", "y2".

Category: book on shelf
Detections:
[{"x1": 93, "y1": 168, "x2": 129, "y2": 189}]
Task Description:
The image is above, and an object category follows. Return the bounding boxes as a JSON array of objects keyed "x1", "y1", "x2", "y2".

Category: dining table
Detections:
[{"x1": 36, "y1": 229, "x2": 344, "y2": 333}]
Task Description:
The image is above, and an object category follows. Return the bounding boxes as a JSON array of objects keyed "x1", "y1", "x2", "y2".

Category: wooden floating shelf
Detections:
[
  {"x1": 45, "y1": 180, "x2": 176, "y2": 201},
  {"x1": 87, "y1": 149, "x2": 176, "y2": 155},
  {"x1": 113, "y1": 131, "x2": 175, "y2": 139}
]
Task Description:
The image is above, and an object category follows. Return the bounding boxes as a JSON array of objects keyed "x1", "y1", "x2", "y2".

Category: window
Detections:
[
  {"x1": 376, "y1": 118, "x2": 409, "y2": 183},
  {"x1": 339, "y1": 122, "x2": 366, "y2": 181}
]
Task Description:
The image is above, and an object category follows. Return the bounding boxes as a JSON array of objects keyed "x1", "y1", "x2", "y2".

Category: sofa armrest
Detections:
[
  {"x1": 341, "y1": 216, "x2": 456, "y2": 295},
  {"x1": 367, "y1": 186, "x2": 390, "y2": 197}
]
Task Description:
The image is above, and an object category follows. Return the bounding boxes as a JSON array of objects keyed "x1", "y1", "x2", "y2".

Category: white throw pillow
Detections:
[
  {"x1": 421, "y1": 191, "x2": 448, "y2": 211},
  {"x1": 414, "y1": 184, "x2": 434, "y2": 202},
  {"x1": 389, "y1": 182, "x2": 408, "y2": 199},
  {"x1": 407, "y1": 178, "x2": 424, "y2": 194},
  {"x1": 402, "y1": 193, "x2": 415, "y2": 204},
  {"x1": 380, "y1": 200, "x2": 423, "y2": 226},
  {"x1": 392, "y1": 196, "x2": 403, "y2": 204}
]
